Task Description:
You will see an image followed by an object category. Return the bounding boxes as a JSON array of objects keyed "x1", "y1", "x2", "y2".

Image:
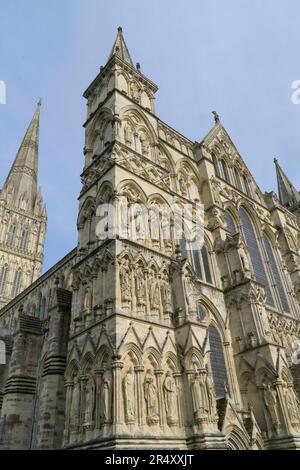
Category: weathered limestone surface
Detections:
[{"x1": 1, "y1": 28, "x2": 300, "y2": 450}]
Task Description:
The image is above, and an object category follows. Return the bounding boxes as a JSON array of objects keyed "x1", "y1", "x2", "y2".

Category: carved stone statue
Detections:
[
  {"x1": 235, "y1": 236, "x2": 251, "y2": 278},
  {"x1": 84, "y1": 375, "x2": 95, "y2": 428},
  {"x1": 191, "y1": 370, "x2": 209, "y2": 422},
  {"x1": 135, "y1": 267, "x2": 146, "y2": 305},
  {"x1": 161, "y1": 276, "x2": 172, "y2": 313},
  {"x1": 140, "y1": 132, "x2": 150, "y2": 155},
  {"x1": 263, "y1": 383, "x2": 280, "y2": 435},
  {"x1": 100, "y1": 377, "x2": 110, "y2": 424},
  {"x1": 163, "y1": 371, "x2": 178, "y2": 426},
  {"x1": 134, "y1": 206, "x2": 145, "y2": 240},
  {"x1": 124, "y1": 124, "x2": 133, "y2": 145},
  {"x1": 149, "y1": 207, "x2": 160, "y2": 242},
  {"x1": 285, "y1": 384, "x2": 300, "y2": 425},
  {"x1": 184, "y1": 275, "x2": 196, "y2": 312},
  {"x1": 205, "y1": 373, "x2": 217, "y2": 418},
  {"x1": 130, "y1": 82, "x2": 140, "y2": 102},
  {"x1": 144, "y1": 369, "x2": 159, "y2": 424},
  {"x1": 83, "y1": 286, "x2": 93, "y2": 314},
  {"x1": 123, "y1": 366, "x2": 136, "y2": 423},
  {"x1": 179, "y1": 175, "x2": 188, "y2": 196},
  {"x1": 149, "y1": 273, "x2": 161, "y2": 311},
  {"x1": 70, "y1": 375, "x2": 80, "y2": 431},
  {"x1": 119, "y1": 259, "x2": 132, "y2": 303}
]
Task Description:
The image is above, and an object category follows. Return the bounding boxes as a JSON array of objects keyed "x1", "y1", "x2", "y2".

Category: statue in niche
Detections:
[
  {"x1": 206, "y1": 373, "x2": 218, "y2": 418},
  {"x1": 84, "y1": 375, "x2": 95, "y2": 428},
  {"x1": 258, "y1": 305, "x2": 271, "y2": 338},
  {"x1": 178, "y1": 175, "x2": 188, "y2": 197},
  {"x1": 135, "y1": 267, "x2": 146, "y2": 305},
  {"x1": 263, "y1": 382, "x2": 280, "y2": 435},
  {"x1": 184, "y1": 275, "x2": 196, "y2": 311},
  {"x1": 163, "y1": 371, "x2": 178, "y2": 426},
  {"x1": 161, "y1": 275, "x2": 172, "y2": 313},
  {"x1": 134, "y1": 206, "x2": 146, "y2": 240},
  {"x1": 100, "y1": 376, "x2": 110, "y2": 424},
  {"x1": 149, "y1": 207, "x2": 160, "y2": 243},
  {"x1": 144, "y1": 369, "x2": 159, "y2": 424},
  {"x1": 284, "y1": 383, "x2": 300, "y2": 425},
  {"x1": 191, "y1": 370, "x2": 209, "y2": 421},
  {"x1": 83, "y1": 286, "x2": 93, "y2": 314},
  {"x1": 119, "y1": 259, "x2": 132, "y2": 303},
  {"x1": 130, "y1": 82, "x2": 140, "y2": 102},
  {"x1": 123, "y1": 366, "x2": 136, "y2": 423},
  {"x1": 149, "y1": 272, "x2": 161, "y2": 311},
  {"x1": 140, "y1": 132, "x2": 150, "y2": 155},
  {"x1": 70, "y1": 375, "x2": 81, "y2": 431},
  {"x1": 124, "y1": 124, "x2": 133, "y2": 146},
  {"x1": 161, "y1": 209, "x2": 172, "y2": 246}
]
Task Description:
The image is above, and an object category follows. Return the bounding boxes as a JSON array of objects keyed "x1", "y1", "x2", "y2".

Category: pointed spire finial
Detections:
[
  {"x1": 108, "y1": 26, "x2": 134, "y2": 66},
  {"x1": 1, "y1": 102, "x2": 41, "y2": 210},
  {"x1": 38, "y1": 98, "x2": 42, "y2": 107},
  {"x1": 274, "y1": 158, "x2": 300, "y2": 208}
]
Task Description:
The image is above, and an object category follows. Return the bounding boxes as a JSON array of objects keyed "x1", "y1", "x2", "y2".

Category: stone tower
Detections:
[
  {"x1": 0, "y1": 102, "x2": 46, "y2": 309},
  {"x1": 2, "y1": 27, "x2": 300, "y2": 451},
  {"x1": 64, "y1": 27, "x2": 228, "y2": 449}
]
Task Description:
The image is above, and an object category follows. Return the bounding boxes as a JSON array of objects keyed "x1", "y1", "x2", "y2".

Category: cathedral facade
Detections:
[{"x1": 1, "y1": 28, "x2": 300, "y2": 450}]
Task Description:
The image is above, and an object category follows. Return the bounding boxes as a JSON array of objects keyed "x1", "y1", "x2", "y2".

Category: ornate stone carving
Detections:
[
  {"x1": 124, "y1": 124, "x2": 133, "y2": 146},
  {"x1": 263, "y1": 382, "x2": 280, "y2": 435},
  {"x1": 206, "y1": 372, "x2": 218, "y2": 419},
  {"x1": 149, "y1": 271, "x2": 161, "y2": 313},
  {"x1": 100, "y1": 376, "x2": 111, "y2": 424},
  {"x1": 284, "y1": 382, "x2": 300, "y2": 428},
  {"x1": 191, "y1": 370, "x2": 209, "y2": 423},
  {"x1": 163, "y1": 371, "x2": 178, "y2": 426},
  {"x1": 70, "y1": 374, "x2": 80, "y2": 432},
  {"x1": 83, "y1": 375, "x2": 95, "y2": 430},
  {"x1": 144, "y1": 369, "x2": 159, "y2": 425},
  {"x1": 160, "y1": 273, "x2": 172, "y2": 314},
  {"x1": 119, "y1": 258, "x2": 132, "y2": 306},
  {"x1": 123, "y1": 366, "x2": 136, "y2": 424}
]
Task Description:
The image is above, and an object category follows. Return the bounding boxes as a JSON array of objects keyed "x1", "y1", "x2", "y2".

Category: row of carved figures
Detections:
[
  {"x1": 262, "y1": 379, "x2": 300, "y2": 437},
  {"x1": 119, "y1": 259, "x2": 172, "y2": 319},
  {"x1": 65, "y1": 366, "x2": 218, "y2": 439}
]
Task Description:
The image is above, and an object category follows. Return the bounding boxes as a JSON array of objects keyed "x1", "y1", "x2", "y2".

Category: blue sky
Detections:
[{"x1": 1, "y1": 0, "x2": 300, "y2": 273}]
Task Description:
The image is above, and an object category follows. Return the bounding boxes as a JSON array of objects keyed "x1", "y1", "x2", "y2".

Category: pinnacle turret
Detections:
[{"x1": 1, "y1": 101, "x2": 42, "y2": 212}]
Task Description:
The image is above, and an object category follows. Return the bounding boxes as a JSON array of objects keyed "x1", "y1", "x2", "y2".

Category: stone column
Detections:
[
  {"x1": 0, "y1": 315, "x2": 43, "y2": 450},
  {"x1": 274, "y1": 379, "x2": 290, "y2": 434},
  {"x1": 79, "y1": 375, "x2": 87, "y2": 435},
  {"x1": 111, "y1": 356, "x2": 123, "y2": 429},
  {"x1": 95, "y1": 368, "x2": 105, "y2": 429},
  {"x1": 155, "y1": 369, "x2": 165, "y2": 426},
  {"x1": 223, "y1": 340, "x2": 241, "y2": 406},
  {"x1": 185, "y1": 370, "x2": 196, "y2": 425},
  {"x1": 63, "y1": 381, "x2": 73, "y2": 445},
  {"x1": 174, "y1": 372, "x2": 183, "y2": 427},
  {"x1": 135, "y1": 365, "x2": 144, "y2": 426},
  {"x1": 34, "y1": 289, "x2": 72, "y2": 449}
]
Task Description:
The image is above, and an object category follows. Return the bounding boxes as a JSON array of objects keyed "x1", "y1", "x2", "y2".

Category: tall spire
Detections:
[
  {"x1": 107, "y1": 26, "x2": 134, "y2": 66},
  {"x1": 274, "y1": 158, "x2": 300, "y2": 208},
  {"x1": 1, "y1": 101, "x2": 41, "y2": 211}
]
